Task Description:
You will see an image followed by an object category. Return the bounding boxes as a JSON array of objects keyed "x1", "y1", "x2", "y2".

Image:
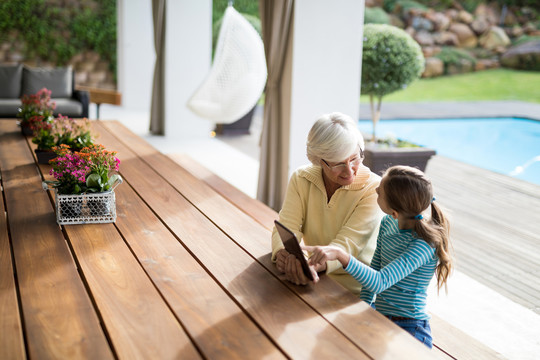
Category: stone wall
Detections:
[
  {"x1": 366, "y1": 1, "x2": 540, "y2": 77},
  {"x1": 0, "y1": 36, "x2": 116, "y2": 90},
  {"x1": 0, "y1": 0, "x2": 116, "y2": 90}
]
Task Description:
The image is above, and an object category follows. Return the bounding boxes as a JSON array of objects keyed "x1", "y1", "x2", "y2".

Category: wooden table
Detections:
[{"x1": 0, "y1": 119, "x2": 440, "y2": 359}]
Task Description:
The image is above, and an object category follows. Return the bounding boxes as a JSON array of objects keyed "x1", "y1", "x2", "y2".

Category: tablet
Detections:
[{"x1": 274, "y1": 220, "x2": 314, "y2": 281}]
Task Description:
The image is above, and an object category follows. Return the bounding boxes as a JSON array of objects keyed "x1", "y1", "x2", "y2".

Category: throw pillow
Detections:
[
  {"x1": 22, "y1": 66, "x2": 73, "y2": 98},
  {"x1": 0, "y1": 64, "x2": 23, "y2": 98}
]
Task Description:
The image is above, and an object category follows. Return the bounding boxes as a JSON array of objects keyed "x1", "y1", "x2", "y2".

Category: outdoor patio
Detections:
[{"x1": 95, "y1": 99, "x2": 540, "y2": 359}]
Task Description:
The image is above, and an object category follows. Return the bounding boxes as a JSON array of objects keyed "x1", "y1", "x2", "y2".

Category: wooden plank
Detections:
[
  {"x1": 94, "y1": 121, "x2": 375, "y2": 359},
  {"x1": 112, "y1": 178, "x2": 286, "y2": 359},
  {"x1": 0, "y1": 173, "x2": 25, "y2": 360},
  {"x1": 430, "y1": 315, "x2": 505, "y2": 359},
  {"x1": 61, "y1": 223, "x2": 201, "y2": 360},
  {"x1": 98, "y1": 120, "x2": 435, "y2": 359},
  {"x1": 169, "y1": 153, "x2": 278, "y2": 230},
  {"x1": 425, "y1": 155, "x2": 540, "y2": 314},
  {"x1": 0, "y1": 121, "x2": 113, "y2": 359}
]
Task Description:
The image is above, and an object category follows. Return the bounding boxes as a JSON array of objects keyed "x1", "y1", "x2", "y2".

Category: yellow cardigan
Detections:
[{"x1": 272, "y1": 163, "x2": 383, "y2": 295}]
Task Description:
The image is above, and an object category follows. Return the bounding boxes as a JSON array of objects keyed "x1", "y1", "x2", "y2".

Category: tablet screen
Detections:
[{"x1": 274, "y1": 220, "x2": 313, "y2": 281}]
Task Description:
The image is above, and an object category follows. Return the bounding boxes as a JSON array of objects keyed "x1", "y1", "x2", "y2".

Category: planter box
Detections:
[
  {"x1": 53, "y1": 190, "x2": 117, "y2": 225},
  {"x1": 43, "y1": 179, "x2": 122, "y2": 225},
  {"x1": 363, "y1": 144, "x2": 436, "y2": 175}
]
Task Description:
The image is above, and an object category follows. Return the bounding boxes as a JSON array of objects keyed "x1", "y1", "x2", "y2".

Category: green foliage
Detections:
[
  {"x1": 384, "y1": 0, "x2": 428, "y2": 13},
  {"x1": 512, "y1": 35, "x2": 540, "y2": 46},
  {"x1": 213, "y1": 0, "x2": 259, "y2": 25},
  {"x1": 364, "y1": 7, "x2": 391, "y2": 25},
  {"x1": 434, "y1": 47, "x2": 477, "y2": 74},
  {"x1": 0, "y1": 0, "x2": 116, "y2": 80},
  {"x1": 361, "y1": 24, "x2": 425, "y2": 98},
  {"x1": 212, "y1": 11, "x2": 261, "y2": 56}
]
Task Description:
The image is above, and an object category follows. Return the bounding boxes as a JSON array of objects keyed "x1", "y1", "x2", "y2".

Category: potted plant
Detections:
[
  {"x1": 30, "y1": 114, "x2": 93, "y2": 164},
  {"x1": 45, "y1": 144, "x2": 122, "y2": 224},
  {"x1": 78, "y1": 144, "x2": 121, "y2": 216},
  {"x1": 17, "y1": 88, "x2": 56, "y2": 136},
  {"x1": 361, "y1": 23, "x2": 435, "y2": 175}
]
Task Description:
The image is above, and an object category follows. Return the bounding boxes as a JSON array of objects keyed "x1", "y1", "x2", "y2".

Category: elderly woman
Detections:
[{"x1": 272, "y1": 112, "x2": 383, "y2": 294}]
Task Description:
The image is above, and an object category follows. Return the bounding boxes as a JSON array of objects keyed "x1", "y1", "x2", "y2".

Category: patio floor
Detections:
[{"x1": 96, "y1": 100, "x2": 540, "y2": 359}]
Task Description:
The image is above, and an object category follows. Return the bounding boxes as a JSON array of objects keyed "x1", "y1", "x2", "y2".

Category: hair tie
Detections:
[
  {"x1": 432, "y1": 197, "x2": 436, "y2": 203},
  {"x1": 414, "y1": 214, "x2": 423, "y2": 220}
]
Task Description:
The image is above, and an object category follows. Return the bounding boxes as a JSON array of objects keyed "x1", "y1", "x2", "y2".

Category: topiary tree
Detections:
[{"x1": 361, "y1": 24, "x2": 425, "y2": 141}]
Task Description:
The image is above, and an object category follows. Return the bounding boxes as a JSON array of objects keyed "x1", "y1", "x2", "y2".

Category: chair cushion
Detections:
[
  {"x1": 0, "y1": 64, "x2": 23, "y2": 98},
  {"x1": 22, "y1": 66, "x2": 73, "y2": 98},
  {"x1": 52, "y1": 98, "x2": 83, "y2": 117}
]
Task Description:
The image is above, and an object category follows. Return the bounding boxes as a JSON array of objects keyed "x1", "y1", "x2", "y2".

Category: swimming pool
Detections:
[{"x1": 357, "y1": 117, "x2": 540, "y2": 186}]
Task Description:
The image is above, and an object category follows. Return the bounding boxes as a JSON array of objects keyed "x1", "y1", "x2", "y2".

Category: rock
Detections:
[
  {"x1": 479, "y1": 26, "x2": 510, "y2": 50},
  {"x1": 475, "y1": 59, "x2": 500, "y2": 71},
  {"x1": 75, "y1": 71, "x2": 88, "y2": 84},
  {"x1": 445, "y1": 9, "x2": 459, "y2": 22},
  {"x1": 505, "y1": 26, "x2": 524, "y2": 38},
  {"x1": 389, "y1": 14, "x2": 405, "y2": 28},
  {"x1": 449, "y1": 23, "x2": 478, "y2": 48},
  {"x1": 433, "y1": 31, "x2": 459, "y2": 46},
  {"x1": 471, "y1": 17, "x2": 490, "y2": 35},
  {"x1": 414, "y1": 30, "x2": 435, "y2": 46},
  {"x1": 405, "y1": 26, "x2": 416, "y2": 37},
  {"x1": 411, "y1": 16, "x2": 433, "y2": 31},
  {"x1": 458, "y1": 10, "x2": 474, "y2": 24},
  {"x1": 502, "y1": 10, "x2": 518, "y2": 27},
  {"x1": 425, "y1": 11, "x2": 451, "y2": 31},
  {"x1": 523, "y1": 22, "x2": 538, "y2": 34},
  {"x1": 76, "y1": 61, "x2": 95, "y2": 72},
  {"x1": 88, "y1": 70, "x2": 107, "y2": 84},
  {"x1": 422, "y1": 46, "x2": 441, "y2": 58},
  {"x1": 474, "y1": 3, "x2": 500, "y2": 25},
  {"x1": 422, "y1": 57, "x2": 444, "y2": 77},
  {"x1": 500, "y1": 40, "x2": 540, "y2": 71}
]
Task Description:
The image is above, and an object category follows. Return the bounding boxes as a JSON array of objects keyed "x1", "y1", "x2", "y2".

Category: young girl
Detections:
[{"x1": 305, "y1": 165, "x2": 453, "y2": 348}]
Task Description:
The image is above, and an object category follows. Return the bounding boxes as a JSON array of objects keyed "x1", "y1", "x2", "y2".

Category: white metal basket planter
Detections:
[{"x1": 43, "y1": 177, "x2": 122, "y2": 225}]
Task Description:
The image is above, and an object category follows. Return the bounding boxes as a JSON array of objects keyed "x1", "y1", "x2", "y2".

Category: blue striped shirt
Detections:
[{"x1": 345, "y1": 215, "x2": 437, "y2": 320}]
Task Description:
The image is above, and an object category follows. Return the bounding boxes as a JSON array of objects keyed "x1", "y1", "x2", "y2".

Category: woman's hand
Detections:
[
  {"x1": 276, "y1": 249, "x2": 319, "y2": 285},
  {"x1": 303, "y1": 245, "x2": 350, "y2": 268}
]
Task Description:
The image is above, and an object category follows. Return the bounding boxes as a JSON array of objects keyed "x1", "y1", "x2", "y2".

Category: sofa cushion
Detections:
[
  {"x1": 22, "y1": 66, "x2": 73, "y2": 98},
  {"x1": 0, "y1": 64, "x2": 23, "y2": 98},
  {"x1": 0, "y1": 99, "x2": 23, "y2": 117},
  {"x1": 52, "y1": 98, "x2": 83, "y2": 117}
]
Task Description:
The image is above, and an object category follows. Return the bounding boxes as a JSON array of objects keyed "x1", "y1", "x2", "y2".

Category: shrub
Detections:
[
  {"x1": 364, "y1": 7, "x2": 391, "y2": 25},
  {"x1": 434, "y1": 47, "x2": 477, "y2": 74},
  {"x1": 361, "y1": 24, "x2": 424, "y2": 140}
]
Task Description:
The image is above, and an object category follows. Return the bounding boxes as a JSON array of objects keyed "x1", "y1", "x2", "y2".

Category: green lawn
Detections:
[{"x1": 360, "y1": 69, "x2": 540, "y2": 104}]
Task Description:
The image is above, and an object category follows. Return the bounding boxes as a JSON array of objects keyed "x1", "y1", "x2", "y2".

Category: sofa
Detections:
[{"x1": 0, "y1": 64, "x2": 89, "y2": 118}]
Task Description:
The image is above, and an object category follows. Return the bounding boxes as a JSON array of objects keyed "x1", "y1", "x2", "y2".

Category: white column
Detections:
[
  {"x1": 117, "y1": 0, "x2": 212, "y2": 138},
  {"x1": 117, "y1": 0, "x2": 155, "y2": 111},
  {"x1": 288, "y1": 0, "x2": 365, "y2": 174},
  {"x1": 164, "y1": 0, "x2": 213, "y2": 139}
]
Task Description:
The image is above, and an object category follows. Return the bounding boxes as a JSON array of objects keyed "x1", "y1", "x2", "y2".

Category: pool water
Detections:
[{"x1": 357, "y1": 117, "x2": 540, "y2": 186}]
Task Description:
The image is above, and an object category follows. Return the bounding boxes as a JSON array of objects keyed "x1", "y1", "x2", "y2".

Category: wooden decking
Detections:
[{"x1": 425, "y1": 155, "x2": 540, "y2": 315}]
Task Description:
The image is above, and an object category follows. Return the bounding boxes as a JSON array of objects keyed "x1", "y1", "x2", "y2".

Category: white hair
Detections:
[{"x1": 306, "y1": 112, "x2": 365, "y2": 165}]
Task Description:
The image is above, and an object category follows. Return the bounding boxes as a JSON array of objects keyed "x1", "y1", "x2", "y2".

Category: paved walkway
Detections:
[
  {"x1": 358, "y1": 100, "x2": 540, "y2": 120},
  {"x1": 96, "y1": 100, "x2": 540, "y2": 359}
]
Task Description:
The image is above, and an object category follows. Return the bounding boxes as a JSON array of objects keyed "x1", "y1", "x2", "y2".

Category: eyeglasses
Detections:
[{"x1": 321, "y1": 150, "x2": 363, "y2": 172}]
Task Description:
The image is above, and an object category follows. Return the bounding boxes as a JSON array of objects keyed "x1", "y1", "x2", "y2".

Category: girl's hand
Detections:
[{"x1": 303, "y1": 245, "x2": 350, "y2": 268}]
